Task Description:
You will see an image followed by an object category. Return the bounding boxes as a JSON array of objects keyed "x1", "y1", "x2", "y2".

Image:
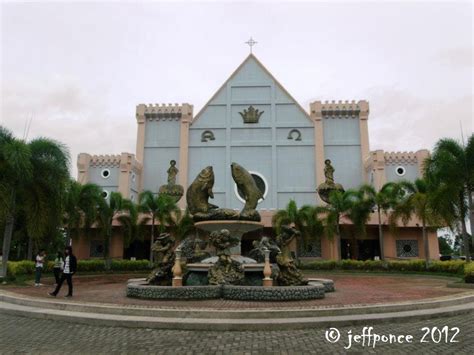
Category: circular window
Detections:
[
  {"x1": 102, "y1": 190, "x2": 109, "y2": 199},
  {"x1": 403, "y1": 244, "x2": 412, "y2": 253},
  {"x1": 101, "y1": 169, "x2": 111, "y2": 179},
  {"x1": 395, "y1": 166, "x2": 406, "y2": 176},
  {"x1": 234, "y1": 171, "x2": 267, "y2": 204}
]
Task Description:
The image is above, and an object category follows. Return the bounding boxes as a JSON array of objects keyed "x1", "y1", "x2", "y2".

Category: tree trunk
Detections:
[
  {"x1": 422, "y1": 220, "x2": 430, "y2": 267},
  {"x1": 460, "y1": 191, "x2": 471, "y2": 262},
  {"x1": 1, "y1": 214, "x2": 14, "y2": 279},
  {"x1": 149, "y1": 215, "x2": 155, "y2": 266},
  {"x1": 468, "y1": 189, "x2": 474, "y2": 261},
  {"x1": 27, "y1": 234, "x2": 33, "y2": 261},
  {"x1": 461, "y1": 217, "x2": 470, "y2": 262},
  {"x1": 1, "y1": 190, "x2": 16, "y2": 280},
  {"x1": 105, "y1": 230, "x2": 112, "y2": 270},
  {"x1": 335, "y1": 218, "x2": 341, "y2": 261},
  {"x1": 377, "y1": 208, "x2": 384, "y2": 261}
]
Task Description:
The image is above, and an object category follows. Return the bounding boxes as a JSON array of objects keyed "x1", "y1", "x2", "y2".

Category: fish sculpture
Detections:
[
  {"x1": 186, "y1": 166, "x2": 238, "y2": 221},
  {"x1": 231, "y1": 162, "x2": 263, "y2": 221}
]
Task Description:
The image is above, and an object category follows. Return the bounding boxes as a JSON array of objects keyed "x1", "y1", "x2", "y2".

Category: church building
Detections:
[{"x1": 74, "y1": 53, "x2": 439, "y2": 261}]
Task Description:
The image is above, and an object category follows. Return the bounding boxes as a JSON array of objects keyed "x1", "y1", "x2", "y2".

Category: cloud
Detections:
[
  {"x1": 436, "y1": 47, "x2": 473, "y2": 68},
  {"x1": 366, "y1": 86, "x2": 473, "y2": 152},
  {"x1": 1, "y1": 78, "x2": 136, "y2": 178}
]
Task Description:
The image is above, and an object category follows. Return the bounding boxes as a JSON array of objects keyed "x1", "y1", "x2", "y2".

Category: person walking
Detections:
[
  {"x1": 34, "y1": 250, "x2": 46, "y2": 287},
  {"x1": 49, "y1": 246, "x2": 77, "y2": 298},
  {"x1": 53, "y1": 251, "x2": 64, "y2": 285}
]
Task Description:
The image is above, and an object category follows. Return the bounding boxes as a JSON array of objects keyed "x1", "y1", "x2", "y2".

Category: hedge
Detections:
[
  {"x1": 464, "y1": 263, "x2": 474, "y2": 283},
  {"x1": 6, "y1": 259, "x2": 152, "y2": 277},
  {"x1": 300, "y1": 259, "x2": 467, "y2": 275}
]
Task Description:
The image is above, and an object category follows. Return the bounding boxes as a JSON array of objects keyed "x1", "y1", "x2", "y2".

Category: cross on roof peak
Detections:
[{"x1": 245, "y1": 37, "x2": 257, "y2": 54}]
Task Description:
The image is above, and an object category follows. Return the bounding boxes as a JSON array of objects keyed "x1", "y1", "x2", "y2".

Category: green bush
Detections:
[
  {"x1": 427, "y1": 260, "x2": 465, "y2": 274},
  {"x1": 7, "y1": 260, "x2": 35, "y2": 276},
  {"x1": 77, "y1": 259, "x2": 106, "y2": 272},
  {"x1": 301, "y1": 259, "x2": 466, "y2": 275},
  {"x1": 464, "y1": 263, "x2": 474, "y2": 283},
  {"x1": 6, "y1": 259, "x2": 151, "y2": 277},
  {"x1": 110, "y1": 259, "x2": 150, "y2": 271}
]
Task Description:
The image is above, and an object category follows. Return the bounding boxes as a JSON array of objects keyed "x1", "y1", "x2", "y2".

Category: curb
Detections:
[
  {"x1": 1, "y1": 299, "x2": 473, "y2": 331},
  {"x1": 0, "y1": 290, "x2": 474, "y2": 319},
  {"x1": 0, "y1": 290, "x2": 474, "y2": 330}
]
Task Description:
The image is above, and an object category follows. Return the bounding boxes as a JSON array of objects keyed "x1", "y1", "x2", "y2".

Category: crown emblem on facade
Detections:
[{"x1": 239, "y1": 105, "x2": 264, "y2": 124}]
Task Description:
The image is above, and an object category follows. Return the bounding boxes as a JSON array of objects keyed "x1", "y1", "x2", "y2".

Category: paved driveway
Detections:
[{"x1": 1, "y1": 313, "x2": 472, "y2": 354}]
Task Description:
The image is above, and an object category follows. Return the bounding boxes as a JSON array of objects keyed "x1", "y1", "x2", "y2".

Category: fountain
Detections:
[{"x1": 127, "y1": 162, "x2": 334, "y2": 301}]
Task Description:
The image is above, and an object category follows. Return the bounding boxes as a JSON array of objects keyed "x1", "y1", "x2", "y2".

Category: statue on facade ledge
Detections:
[
  {"x1": 317, "y1": 159, "x2": 344, "y2": 203},
  {"x1": 158, "y1": 160, "x2": 184, "y2": 203}
]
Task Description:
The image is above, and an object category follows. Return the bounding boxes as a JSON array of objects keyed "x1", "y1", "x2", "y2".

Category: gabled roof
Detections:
[{"x1": 192, "y1": 54, "x2": 311, "y2": 123}]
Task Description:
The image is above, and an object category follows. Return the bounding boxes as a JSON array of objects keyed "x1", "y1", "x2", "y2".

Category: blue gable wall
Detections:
[
  {"x1": 143, "y1": 119, "x2": 180, "y2": 192},
  {"x1": 323, "y1": 117, "x2": 363, "y2": 189},
  {"x1": 190, "y1": 55, "x2": 317, "y2": 210}
]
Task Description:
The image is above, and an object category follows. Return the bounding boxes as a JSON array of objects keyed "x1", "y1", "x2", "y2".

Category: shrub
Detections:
[
  {"x1": 110, "y1": 259, "x2": 150, "y2": 271},
  {"x1": 6, "y1": 259, "x2": 151, "y2": 277},
  {"x1": 464, "y1": 263, "x2": 474, "y2": 283},
  {"x1": 301, "y1": 259, "x2": 466, "y2": 275},
  {"x1": 7, "y1": 260, "x2": 35, "y2": 276},
  {"x1": 77, "y1": 259, "x2": 106, "y2": 272}
]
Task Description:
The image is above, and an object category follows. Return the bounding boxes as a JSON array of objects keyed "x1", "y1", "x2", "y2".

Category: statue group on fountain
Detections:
[{"x1": 147, "y1": 161, "x2": 309, "y2": 287}]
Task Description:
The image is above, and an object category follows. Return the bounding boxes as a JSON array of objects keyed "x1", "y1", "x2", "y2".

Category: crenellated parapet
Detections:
[
  {"x1": 384, "y1": 151, "x2": 421, "y2": 165},
  {"x1": 89, "y1": 154, "x2": 122, "y2": 168},
  {"x1": 136, "y1": 103, "x2": 194, "y2": 122},
  {"x1": 310, "y1": 100, "x2": 369, "y2": 119}
]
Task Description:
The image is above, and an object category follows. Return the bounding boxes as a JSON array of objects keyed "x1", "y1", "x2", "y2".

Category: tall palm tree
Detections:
[
  {"x1": 63, "y1": 180, "x2": 103, "y2": 245},
  {"x1": 96, "y1": 191, "x2": 137, "y2": 269},
  {"x1": 358, "y1": 183, "x2": 402, "y2": 260},
  {"x1": 318, "y1": 190, "x2": 356, "y2": 260},
  {"x1": 425, "y1": 136, "x2": 474, "y2": 262},
  {"x1": 1, "y1": 126, "x2": 70, "y2": 278},
  {"x1": 390, "y1": 179, "x2": 440, "y2": 264},
  {"x1": 138, "y1": 191, "x2": 180, "y2": 264},
  {"x1": 272, "y1": 200, "x2": 324, "y2": 259}
]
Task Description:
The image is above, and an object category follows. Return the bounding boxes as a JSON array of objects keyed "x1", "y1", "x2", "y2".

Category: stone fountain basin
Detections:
[{"x1": 126, "y1": 279, "x2": 326, "y2": 301}]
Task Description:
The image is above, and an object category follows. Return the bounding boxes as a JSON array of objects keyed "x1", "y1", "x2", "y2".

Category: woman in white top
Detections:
[{"x1": 34, "y1": 250, "x2": 46, "y2": 287}]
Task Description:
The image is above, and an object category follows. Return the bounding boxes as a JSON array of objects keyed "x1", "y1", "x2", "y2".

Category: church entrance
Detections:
[
  {"x1": 357, "y1": 239, "x2": 381, "y2": 260},
  {"x1": 341, "y1": 238, "x2": 380, "y2": 260}
]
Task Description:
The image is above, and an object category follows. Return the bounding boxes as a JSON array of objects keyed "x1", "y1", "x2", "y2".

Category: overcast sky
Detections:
[{"x1": 1, "y1": 0, "x2": 472, "y2": 178}]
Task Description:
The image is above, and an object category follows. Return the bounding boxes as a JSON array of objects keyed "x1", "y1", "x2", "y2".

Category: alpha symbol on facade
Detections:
[
  {"x1": 239, "y1": 105, "x2": 264, "y2": 124},
  {"x1": 201, "y1": 130, "x2": 215, "y2": 142},
  {"x1": 287, "y1": 129, "x2": 302, "y2": 141},
  {"x1": 245, "y1": 37, "x2": 257, "y2": 53}
]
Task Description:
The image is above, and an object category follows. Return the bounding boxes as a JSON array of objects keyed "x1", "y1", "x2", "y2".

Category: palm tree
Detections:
[
  {"x1": 1, "y1": 126, "x2": 70, "y2": 278},
  {"x1": 63, "y1": 180, "x2": 103, "y2": 245},
  {"x1": 96, "y1": 191, "x2": 137, "y2": 269},
  {"x1": 358, "y1": 183, "x2": 402, "y2": 260},
  {"x1": 138, "y1": 191, "x2": 180, "y2": 264},
  {"x1": 425, "y1": 136, "x2": 474, "y2": 262},
  {"x1": 172, "y1": 208, "x2": 195, "y2": 241},
  {"x1": 272, "y1": 200, "x2": 324, "y2": 259},
  {"x1": 318, "y1": 190, "x2": 356, "y2": 260},
  {"x1": 390, "y1": 179, "x2": 440, "y2": 264}
]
